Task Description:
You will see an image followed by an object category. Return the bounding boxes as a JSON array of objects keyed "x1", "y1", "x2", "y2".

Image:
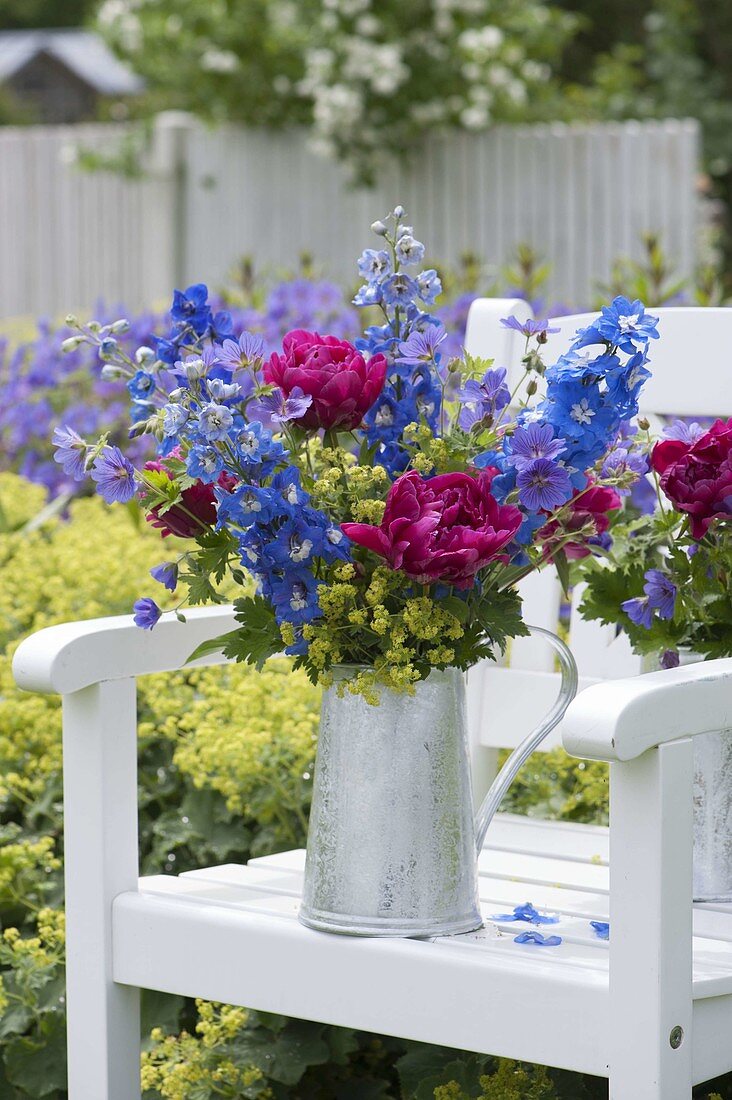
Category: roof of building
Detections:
[{"x1": 0, "y1": 29, "x2": 144, "y2": 96}]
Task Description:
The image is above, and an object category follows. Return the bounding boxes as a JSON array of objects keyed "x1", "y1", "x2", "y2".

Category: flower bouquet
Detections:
[
  {"x1": 54, "y1": 205, "x2": 657, "y2": 934},
  {"x1": 580, "y1": 417, "x2": 732, "y2": 900}
]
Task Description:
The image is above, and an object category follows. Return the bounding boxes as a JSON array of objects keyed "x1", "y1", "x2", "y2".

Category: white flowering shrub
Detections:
[
  {"x1": 98, "y1": 0, "x2": 575, "y2": 178},
  {"x1": 300, "y1": 0, "x2": 575, "y2": 176}
]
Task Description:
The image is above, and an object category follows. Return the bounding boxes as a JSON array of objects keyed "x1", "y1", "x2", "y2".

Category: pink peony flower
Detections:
[
  {"x1": 539, "y1": 484, "x2": 622, "y2": 559},
  {"x1": 264, "y1": 329, "x2": 387, "y2": 431},
  {"x1": 651, "y1": 418, "x2": 732, "y2": 539},
  {"x1": 342, "y1": 469, "x2": 523, "y2": 588}
]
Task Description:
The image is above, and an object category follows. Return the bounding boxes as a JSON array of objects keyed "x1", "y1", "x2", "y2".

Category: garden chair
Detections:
[{"x1": 12, "y1": 303, "x2": 732, "y2": 1100}]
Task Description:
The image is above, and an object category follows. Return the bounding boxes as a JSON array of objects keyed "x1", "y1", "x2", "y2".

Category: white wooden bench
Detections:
[{"x1": 11, "y1": 302, "x2": 732, "y2": 1100}]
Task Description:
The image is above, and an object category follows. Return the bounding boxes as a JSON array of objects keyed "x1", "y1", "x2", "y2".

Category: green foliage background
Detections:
[{"x1": 2, "y1": 469, "x2": 731, "y2": 1098}]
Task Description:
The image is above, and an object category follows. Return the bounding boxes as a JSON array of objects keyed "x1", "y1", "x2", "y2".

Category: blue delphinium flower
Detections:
[
  {"x1": 513, "y1": 931, "x2": 563, "y2": 946},
  {"x1": 395, "y1": 234, "x2": 425, "y2": 266},
  {"x1": 207, "y1": 378, "x2": 241, "y2": 403},
  {"x1": 516, "y1": 458, "x2": 572, "y2": 512},
  {"x1": 52, "y1": 425, "x2": 88, "y2": 481},
  {"x1": 267, "y1": 514, "x2": 321, "y2": 568},
  {"x1": 357, "y1": 249, "x2": 392, "y2": 283},
  {"x1": 150, "y1": 561, "x2": 178, "y2": 591},
  {"x1": 506, "y1": 422, "x2": 566, "y2": 469},
  {"x1": 162, "y1": 403, "x2": 189, "y2": 437},
  {"x1": 590, "y1": 921, "x2": 610, "y2": 940},
  {"x1": 216, "y1": 483, "x2": 280, "y2": 529},
  {"x1": 234, "y1": 421, "x2": 287, "y2": 475},
  {"x1": 187, "y1": 444, "x2": 225, "y2": 483},
  {"x1": 270, "y1": 466, "x2": 309, "y2": 511},
  {"x1": 270, "y1": 571, "x2": 321, "y2": 625},
  {"x1": 381, "y1": 273, "x2": 419, "y2": 308},
  {"x1": 90, "y1": 446, "x2": 136, "y2": 504},
  {"x1": 593, "y1": 296, "x2": 660, "y2": 353},
  {"x1": 353, "y1": 283, "x2": 383, "y2": 307},
  {"x1": 133, "y1": 597, "x2": 162, "y2": 630},
  {"x1": 546, "y1": 349, "x2": 619, "y2": 385},
  {"x1": 170, "y1": 283, "x2": 211, "y2": 335},
  {"x1": 197, "y1": 403, "x2": 234, "y2": 442},
  {"x1": 416, "y1": 269, "x2": 442, "y2": 305},
  {"x1": 127, "y1": 369, "x2": 156, "y2": 403}
]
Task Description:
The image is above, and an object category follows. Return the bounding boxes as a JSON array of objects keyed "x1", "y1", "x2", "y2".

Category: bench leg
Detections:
[
  {"x1": 609, "y1": 741, "x2": 694, "y2": 1100},
  {"x1": 63, "y1": 680, "x2": 141, "y2": 1099}
]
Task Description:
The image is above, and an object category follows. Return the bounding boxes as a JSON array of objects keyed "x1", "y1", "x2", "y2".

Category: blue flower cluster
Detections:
[
  {"x1": 354, "y1": 207, "x2": 445, "y2": 475},
  {"x1": 474, "y1": 298, "x2": 658, "y2": 552},
  {"x1": 215, "y1": 466, "x2": 350, "y2": 653}
]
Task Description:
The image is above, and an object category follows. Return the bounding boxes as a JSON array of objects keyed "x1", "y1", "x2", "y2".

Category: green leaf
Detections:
[
  {"x1": 440, "y1": 595, "x2": 470, "y2": 623},
  {"x1": 187, "y1": 629, "x2": 242, "y2": 664},
  {"x1": 222, "y1": 596, "x2": 283, "y2": 670},
  {"x1": 396, "y1": 1045, "x2": 467, "y2": 1099},
  {"x1": 5, "y1": 1013, "x2": 67, "y2": 1098},
  {"x1": 140, "y1": 989, "x2": 185, "y2": 1047}
]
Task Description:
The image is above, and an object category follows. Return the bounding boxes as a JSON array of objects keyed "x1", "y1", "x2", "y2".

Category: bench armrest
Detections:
[
  {"x1": 562, "y1": 657, "x2": 732, "y2": 762},
  {"x1": 12, "y1": 606, "x2": 238, "y2": 695}
]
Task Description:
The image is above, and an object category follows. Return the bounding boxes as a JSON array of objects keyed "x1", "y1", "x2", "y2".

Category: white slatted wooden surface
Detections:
[
  {"x1": 0, "y1": 117, "x2": 699, "y2": 319},
  {"x1": 115, "y1": 811, "x2": 732, "y2": 1084}
]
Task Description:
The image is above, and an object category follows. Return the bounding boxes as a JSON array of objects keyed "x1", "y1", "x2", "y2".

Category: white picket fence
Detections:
[{"x1": 0, "y1": 114, "x2": 700, "y2": 321}]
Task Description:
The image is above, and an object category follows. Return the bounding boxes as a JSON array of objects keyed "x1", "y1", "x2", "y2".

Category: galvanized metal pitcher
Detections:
[{"x1": 299, "y1": 627, "x2": 577, "y2": 937}]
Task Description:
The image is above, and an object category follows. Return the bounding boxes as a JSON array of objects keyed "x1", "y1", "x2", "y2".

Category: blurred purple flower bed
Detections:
[
  {"x1": 0, "y1": 278, "x2": 364, "y2": 499},
  {"x1": 1, "y1": 268, "x2": 570, "y2": 500}
]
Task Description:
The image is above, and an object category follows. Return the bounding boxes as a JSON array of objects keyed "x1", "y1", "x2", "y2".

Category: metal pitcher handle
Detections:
[{"x1": 474, "y1": 625, "x2": 578, "y2": 853}]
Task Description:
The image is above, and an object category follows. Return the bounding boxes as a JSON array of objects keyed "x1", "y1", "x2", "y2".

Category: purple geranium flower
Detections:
[
  {"x1": 52, "y1": 425, "x2": 88, "y2": 481},
  {"x1": 150, "y1": 561, "x2": 178, "y2": 591},
  {"x1": 217, "y1": 331, "x2": 266, "y2": 371},
  {"x1": 396, "y1": 325, "x2": 447, "y2": 367},
  {"x1": 90, "y1": 446, "x2": 136, "y2": 504},
  {"x1": 500, "y1": 316, "x2": 560, "y2": 339},
  {"x1": 516, "y1": 458, "x2": 572, "y2": 512},
  {"x1": 253, "y1": 386, "x2": 313, "y2": 424},
  {"x1": 507, "y1": 422, "x2": 566, "y2": 470},
  {"x1": 133, "y1": 597, "x2": 162, "y2": 630},
  {"x1": 621, "y1": 595, "x2": 653, "y2": 629},
  {"x1": 644, "y1": 569, "x2": 677, "y2": 621},
  {"x1": 622, "y1": 568, "x2": 677, "y2": 629},
  {"x1": 662, "y1": 419, "x2": 706, "y2": 444}
]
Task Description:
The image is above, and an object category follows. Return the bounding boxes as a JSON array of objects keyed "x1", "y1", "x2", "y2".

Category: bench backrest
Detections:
[{"x1": 464, "y1": 301, "x2": 732, "y2": 775}]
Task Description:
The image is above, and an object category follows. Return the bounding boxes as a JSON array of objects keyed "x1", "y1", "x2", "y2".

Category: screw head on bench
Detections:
[{"x1": 669, "y1": 1026, "x2": 684, "y2": 1049}]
